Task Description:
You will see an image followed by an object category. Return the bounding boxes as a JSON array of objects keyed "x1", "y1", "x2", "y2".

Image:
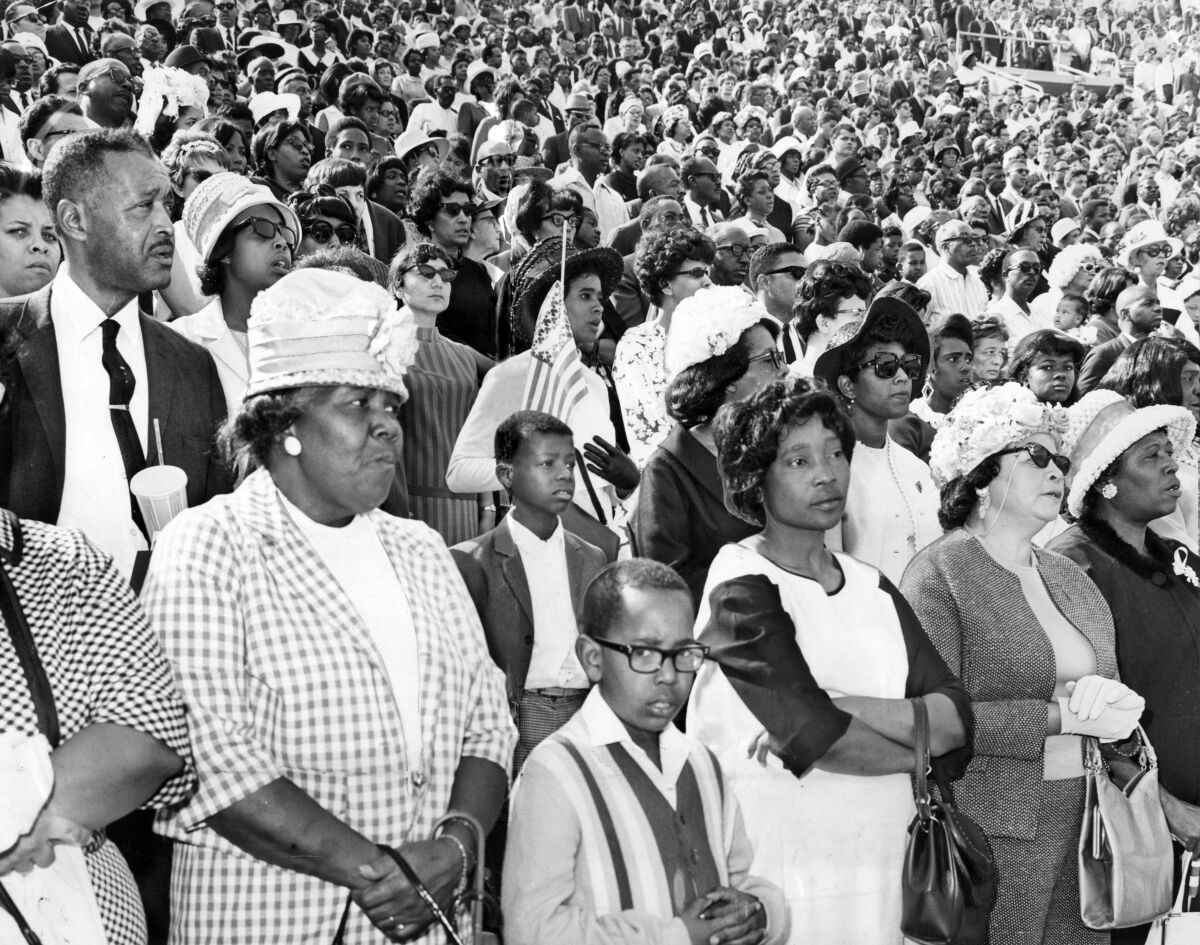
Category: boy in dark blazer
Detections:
[{"x1": 451, "y1": 409, "x2": 606, "y2": 774}]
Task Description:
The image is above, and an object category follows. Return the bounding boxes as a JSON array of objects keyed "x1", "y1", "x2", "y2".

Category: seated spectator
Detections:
[
  {"x1": 503, "y1": 558, "x2": 790, "y2": 945},
  {"x1": 1006, "y1": 329, "x2": 1086, "y2": 406},
  {"x1": 891, "y1": 313, "x2": 974, "y2": 463}
]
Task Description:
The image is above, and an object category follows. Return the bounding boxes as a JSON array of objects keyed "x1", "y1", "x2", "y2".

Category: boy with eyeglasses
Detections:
[{"x1": 503, "y1": 558, "x2": 789, "y2": 945}]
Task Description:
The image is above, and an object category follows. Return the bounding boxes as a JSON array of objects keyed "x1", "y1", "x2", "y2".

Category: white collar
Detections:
[
  {"x1": 507, "y1": 513, "x2": 565, "y2": 551},
  {"x1": 50, "y1": 266, "x2": 141, "y2": 346},
  {"x1": 576, "y1": 686, "x2": 690, "y2": 789}
]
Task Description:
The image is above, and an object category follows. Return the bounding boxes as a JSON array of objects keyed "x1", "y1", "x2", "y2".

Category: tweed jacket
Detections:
[
  {"x1": 141, "y1": 469, "x2": 515, "y2": 944},
  {"x1": 900, "y1": 528, "x2": 1118, "y2": 842},
  {"x1": 450, "y1": 517, "x2": 606, "y2": 706}
]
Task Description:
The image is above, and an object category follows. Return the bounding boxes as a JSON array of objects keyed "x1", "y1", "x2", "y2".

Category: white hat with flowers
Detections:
[{"x1": 664, "y1": 286, "x2": 771, "y2": 380}]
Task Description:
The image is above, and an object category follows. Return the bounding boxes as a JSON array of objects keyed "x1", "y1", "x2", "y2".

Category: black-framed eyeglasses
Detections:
[
  {"x1": 541, "y1": 211, "x2": 577, "y2": 228},
  {"x1": 400, "y1": 263, "x2": 458, "y2": 282},
  {"x1": 697, "y1": 145, "x2": 720, "y2": 157},
  {"x1": 305, "y1": 220, "x2": 359, "y2": 244},
  {"x1": 92, "y1": 65, "x2": 133, "y2": 88},
  {"x1": 668, "y1": 266, "x2": 709, "y2": 280},
  {"x1": 1141, "y1": 244, "x2": 1173, "y2": 258},
  {"x1": 1006, "y1": 261, "x2": 1043, "y2": 276},
  {"x1": 996, "y1": 442, "x2": 1070, "y2": 474},
  {"x1": 949, "y1": 235, "x2": 988, "y2": 246},
  {"x1": 230, "y1": 215, "x2": 299, "y2": 249},
  {"x1": 853, "y1": 352, "x2": 923, "y2": 379},
  {"x1": 438, "y1": 201, "x2": 476, "y2": 217},
  {"x1": 477, "y1": 153, "x2": 515, "y2": 168},
  {"x1": 748, "y1": 348, "x2": 785, "y2": 371},
  {"x1": 718, "y1": 242, "x2": 749, "y2": 258},
  {"x1": 766, "y1": 265, "x2": 805, "y2": 279},
  {"x1": 589, "y1": 636, "x2": 709, "y2": 674}
]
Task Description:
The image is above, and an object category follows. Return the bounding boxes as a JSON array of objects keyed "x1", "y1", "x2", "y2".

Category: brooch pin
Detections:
[{"x1": 1173, "y1": 547, "x2": 1200, "y2": 589}]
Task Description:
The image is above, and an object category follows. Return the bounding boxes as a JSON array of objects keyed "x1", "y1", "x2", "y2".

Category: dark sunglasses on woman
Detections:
[
  {"x1": 306, "y1": 221, "x2": 359, "y2": 244},
  {"x1": 854, "y1": 352, "x2": 923, "y2": 379},
  {"x1": 997, "y1": 442, "x2": 1071, "y2": 474}
]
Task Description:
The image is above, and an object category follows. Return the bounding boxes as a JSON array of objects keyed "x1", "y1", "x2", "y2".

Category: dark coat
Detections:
[
  {"x1": 44, "y1": 24, "x2": 95, "y2": 65},
  {"x1": 0, "y1": 285, "x2": 232, "y2": 524},
  {"x1": 632, "y1": 424, "x2": 757, "y2": 608},
  {"x1": 366, "y1": 199, "x2": 405, "y2": 265},
  {"x1": 1076, "y1": 333, "x2": 1131, "y2": 396},
  {"x1": 451, "y1": 517, "x2": 605, "y2": 704}
]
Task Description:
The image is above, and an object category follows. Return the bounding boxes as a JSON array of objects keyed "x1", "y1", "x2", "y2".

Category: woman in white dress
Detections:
[
  {"x1": 813, "y1": 296, "x2": 942, "y2": 583},
  {"x1": 690, "y1": 374, "x2": 971, "y2": 945}
]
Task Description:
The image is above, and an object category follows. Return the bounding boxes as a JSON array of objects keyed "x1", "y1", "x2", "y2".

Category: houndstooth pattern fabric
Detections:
[
  {"x1": 141, "y1": 469, "x2": 515, "y2": 945},
  {"x1": 0, "y1": 513, "x2": 195, "y2": 945}
]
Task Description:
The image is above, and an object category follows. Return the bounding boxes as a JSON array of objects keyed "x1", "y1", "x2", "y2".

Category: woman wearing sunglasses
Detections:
[
  {"x1": 1047, "y1": 393, "x2": 1200, "y2": 945},
  {"x1": 386, "y1": 241, "x2": 483, "y2": 546},
  {"x1": 633, "y1": 286, "x2": 785, "y2": 608},
  {"x1": 813, "y1": 297, "x2": 941, "y2": 583},
  {"x1": 173, "y1": 172, "x2": 300, "y2": 414},
  {"x1": 902, "y1": 382, "x2": 1144, "y2": 945},
  {"x1": 1116, "y1": 220, "x2": 1199, "y2": 344},
  {"x1": 287, "y1": 186, "x2": 361, "y2": 260},
  {"x1": 1030, "y1": 243, "x2": 1104, "y2": 331},
  {"x1": 986, "y1": 248, "x2": 1045, "y2": 353}
]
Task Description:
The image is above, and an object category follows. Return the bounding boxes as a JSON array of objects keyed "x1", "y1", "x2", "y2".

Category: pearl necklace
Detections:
[{"x1": 883, "y1": 436, "x2": 920, "y2": 555}]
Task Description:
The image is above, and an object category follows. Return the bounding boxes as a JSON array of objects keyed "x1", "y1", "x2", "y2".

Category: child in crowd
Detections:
[
  {"x1": 502, "y1": 559, "x2": 788, "y2": 945},
  {"x1": 1054, "y1": 292, "x2": 1097, "y2": 345},
  {"x1": 452, "y1": 410, "x2": 606, "y2": 774}
]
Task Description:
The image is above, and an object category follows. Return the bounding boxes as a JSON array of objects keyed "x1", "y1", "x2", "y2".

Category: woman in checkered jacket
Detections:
[{"x1": 142, "y1": 268, "x2": 514, "y2": 944}]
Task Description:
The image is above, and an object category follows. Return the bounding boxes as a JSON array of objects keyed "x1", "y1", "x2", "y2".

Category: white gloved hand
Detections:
[
  {"x1": 1058, "y1": 695, "x2": 1145, "y2": 740},
  {"x1": 1065, "y1": 676, "x2": 1137, "y2": 721}
]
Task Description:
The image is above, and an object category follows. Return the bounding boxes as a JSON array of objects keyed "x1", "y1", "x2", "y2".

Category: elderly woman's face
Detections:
[
  {"x1": 760, "y1": 413, "x2": 851, "y2": 532},
  {"x1": 728, "y1": 324, "x2": 786, "y2": 404},
  {"x1": 991, "y1": 432, "x2": 1066, "y2": 526},
  {"x1": 1099, "y1": 428, "x2": 1181, "y2": 524},
  {"x1": 285, "y1": 385, "x2": 403, "y2": 521}
]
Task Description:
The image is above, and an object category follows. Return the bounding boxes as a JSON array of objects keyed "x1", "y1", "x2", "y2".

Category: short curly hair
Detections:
[
  {"x1": 714, "y1": 375, "x2": 856, "y2": 527},
  {"x1": 218, "y1": 387, "x2": 327, "y2": 472},
  {"x1": 666, "y1": 318, "x2": 778, "y2": 428},
  {"x1": 635, "y1": 225, "x2": 716, "y2": 305},
  {"x1": 407, "y1": 169, "x2": 474, "y2": 235},
  {"x1": 793, "y1": 260, "x2": 871, "y2": 343},
  {"x1": 938, "y1": 455, "x2": 1001, "y2": 530}
]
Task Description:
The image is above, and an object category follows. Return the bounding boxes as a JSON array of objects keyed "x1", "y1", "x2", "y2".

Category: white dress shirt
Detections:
[
  {"x1": 683, "y1": 195, "x2": 720, "y2": 228},
  {"x1": 917, "y1": 261, "x2": 989, "y2": 323},
  {"x1": 407, "y1": 101, "x2": 460, "y2": 137},
  {"x1": 52, "y1": 267, "x2": 149, "y2": 577},
  {"x1": 986, "y1": 295, "x2": 1040, "y2": 352},
  {"x1": 507, "y1": 516, "x2": 587, "y2": 691},
  {"x1": 280, "y1": 491, "x2": 424, "y2": 763}
]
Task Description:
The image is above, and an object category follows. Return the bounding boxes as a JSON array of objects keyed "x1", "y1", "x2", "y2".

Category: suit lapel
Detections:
[
  {"x1": 14, "y1": 290, "x2": 66, "y2": 491},
  {"x1": 494, "y1": 519, "x2": 535, "y2": 627},
  {"x1": 663, "y1": 425, "x2": 723, "y2": 505},
  {"x1": 141, "y1": 316, "x2": 175, "y2": 464}
]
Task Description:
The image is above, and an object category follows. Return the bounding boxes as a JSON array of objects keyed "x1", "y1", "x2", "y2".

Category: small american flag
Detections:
[{"x1": 521, "y1": 279, "x2": 590, "y2": 422}]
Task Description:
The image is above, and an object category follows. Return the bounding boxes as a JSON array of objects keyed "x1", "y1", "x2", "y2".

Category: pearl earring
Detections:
[
  {"x1": 283, "y1": 434, "x2": 303, "y2": 456},
  {"x1": 1100, "y1": 482, "x2": 1118, "y2": 499},
  {"x1": 975, "y1": 486, "x2": 991, "y2": 515}
]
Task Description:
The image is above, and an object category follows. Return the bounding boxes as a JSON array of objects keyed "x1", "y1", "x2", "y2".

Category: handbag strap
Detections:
[
  {"x1": 0, "y1": 879, "x2": 44, "y2": 945},
  {"x1": 0, "y1": 513, "x2": 60, "y2": 748},
  {"x1": 377, "y1": 844, "x2": 465, "y2": 945},
  {"x1": 911, "y1": 697, "x2": 932, "y2": 818}
]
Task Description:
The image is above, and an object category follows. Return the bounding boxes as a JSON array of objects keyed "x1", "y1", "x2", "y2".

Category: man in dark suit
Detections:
[
  {"x1": 560, "y1": 0, "x2": 597, "y2": 40},
  {"x1": 365, "y1": 199, "x2": 404, "y2": 265},
  {"x1": 0, "y1": 129, "x2": 230, "y2": 578},
  {"x1": 540, "y1": 92, "x2": 594, "y2": 173},
  {"x1": 1076, "y1": 285, "x2": 1160, "y2": 395},
  {"x1": 44, "y1": 0, "x2": 95, "y2": 65}
]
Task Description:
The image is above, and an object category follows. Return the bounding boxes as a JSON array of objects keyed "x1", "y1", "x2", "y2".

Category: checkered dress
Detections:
[
  {"x1": 141, "y1": 469, "x2": 515, "y2": 945},
  {"x1": 0, "y1": 512, "x2": 195, "y2": 945}
]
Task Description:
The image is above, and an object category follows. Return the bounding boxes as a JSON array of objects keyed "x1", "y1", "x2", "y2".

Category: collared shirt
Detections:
[
  {"x1": 986, "y1": 295, "x2": 1040, "y2": 352},
  {"x1": 507, "y1": 515, "x2": 587, "y2": 690},
  {"x1": 53, "y1": 266, "x2": 149, "y2": 577},
  {"x1": 683, "y1": 195, "x2": 720, "y2": 228},
  {"x1": 917, "y1": 260, "x2": 989, "y2": 323},
  {"x1": 408, "y1": 100, "x2": 460, "y2": 137}
]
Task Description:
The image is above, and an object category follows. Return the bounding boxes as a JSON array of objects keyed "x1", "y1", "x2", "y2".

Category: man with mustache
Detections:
[{"x1": 0, "y1": 129, "x2": 231, "y2": 580}]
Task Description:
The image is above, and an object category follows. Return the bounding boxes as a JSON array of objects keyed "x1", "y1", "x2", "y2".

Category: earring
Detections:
[
  {"x1": 976, "y1": 486, "x2": 991, "y2": 515},
  {"x1": 1100, "y1": 482, "x2": 1118, "y2": 499},
  {"x1": 283, "y1": 434, "x2": 302, "y2": 457}
]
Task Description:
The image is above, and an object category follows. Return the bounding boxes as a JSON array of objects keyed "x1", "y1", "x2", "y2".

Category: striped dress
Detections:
[
  {"x1": 502, "y1": 687, "x2": 790, "y2": 945},
  {"x1": 401, "y1": 325, "x2": 482, "y2": 547}
]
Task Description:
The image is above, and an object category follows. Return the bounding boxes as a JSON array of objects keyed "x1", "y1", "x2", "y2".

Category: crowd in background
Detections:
[{"x1": 2, "y1": 0, "x2": 1200, "y2": 942}]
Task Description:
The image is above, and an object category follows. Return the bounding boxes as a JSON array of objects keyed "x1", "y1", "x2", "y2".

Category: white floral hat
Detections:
[
  {"x1": 928, "y1": 382, "x2": 1070, "y2": 488},
  {"x1": 245, "y1": 269, "x2": 417, "y2": 401},
  {"x1": 664, "y1": 286, "x2": 771, "y2": 380}
]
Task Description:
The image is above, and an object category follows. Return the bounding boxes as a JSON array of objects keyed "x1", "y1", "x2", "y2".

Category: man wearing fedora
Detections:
[{"x1": 540, "y1": 91, "x2": 594, "y2": 173}]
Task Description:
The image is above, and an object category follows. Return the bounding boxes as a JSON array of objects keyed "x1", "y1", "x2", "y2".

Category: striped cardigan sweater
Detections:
[{"x1": 502, "y1": 688, "x2": 790, "y2": 945}]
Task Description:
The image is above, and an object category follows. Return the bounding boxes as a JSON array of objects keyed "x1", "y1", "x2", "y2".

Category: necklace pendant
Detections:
[{"x1": 907, "y1": 533, "x2": 918, "y2": 554}]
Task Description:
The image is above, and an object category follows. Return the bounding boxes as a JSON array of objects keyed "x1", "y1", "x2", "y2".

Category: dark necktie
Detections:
[
  {"x1": 100, "y1": 317, "x2": 147, "y2": 536},
  {"x1": 781, "y1": 326, "x2": 797, "y2": 364},
  {"x1": 699, "y1": 205, "x2": 711, "y2": 226},
  {"x1": 74, "y1": 27, "x2": 88, "y2": 60}
]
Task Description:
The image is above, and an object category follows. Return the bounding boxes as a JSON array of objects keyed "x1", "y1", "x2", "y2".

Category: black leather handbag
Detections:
[{"x1": 901, "y1": 697, "x2": 997, "y2": 945}]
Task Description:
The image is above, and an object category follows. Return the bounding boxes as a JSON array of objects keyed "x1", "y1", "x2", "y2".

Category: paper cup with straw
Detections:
[{"x1": 130, "y1": 419, "x2": 189, "y2": 541}]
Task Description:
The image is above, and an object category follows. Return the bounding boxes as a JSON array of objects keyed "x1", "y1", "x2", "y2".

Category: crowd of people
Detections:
[{"x1": 2, "y1": 0, "x2": 1200, "y2": 942}]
